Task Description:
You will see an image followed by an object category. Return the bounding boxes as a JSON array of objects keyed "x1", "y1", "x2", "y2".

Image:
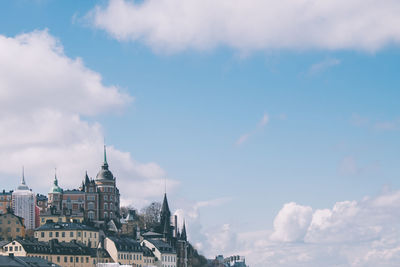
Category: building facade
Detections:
[
  {"x1": 35, "y1": 221, "x2": 99, "y2": 248},
  {"x1": 12, "y1": 171, "x2": 36, "y2": 230},
  {"x1": 0, "y1": 191, "x2": 12, "y2": 215},
  {"x1": 0, "y1": 213, "x2": 25, "y2": 240},
  {"x1": 45, "y1": 146, "x2": 120, "y2": 224}
]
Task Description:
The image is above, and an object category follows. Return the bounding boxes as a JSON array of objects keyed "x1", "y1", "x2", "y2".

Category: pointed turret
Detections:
[
  {"x1": 17, "y1": 166, "x2": 29, "y2": 191},
  {"x1": 103, "y1": 144, "x2": 108, "y2": 168},
  {"x1": 49, "y1": 168, "x2": 62, "y2": 193},
  {"x1": 85, "y1": 171, "x2": 90, "y2": 184},
  {"x1": 96, "y1": 145, "x2": 114, "y2": 181},
  {"x1": 181, "y1": 220, "x2": 187, "y2": 241}
]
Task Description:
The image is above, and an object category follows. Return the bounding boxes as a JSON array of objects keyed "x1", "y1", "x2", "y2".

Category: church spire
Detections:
[
  {"x1": 181, "y1": 220, "x2": 187, "y2": 241},
  {"x1": 54, "y1": 168, "x2": 58, "y2": 186}
]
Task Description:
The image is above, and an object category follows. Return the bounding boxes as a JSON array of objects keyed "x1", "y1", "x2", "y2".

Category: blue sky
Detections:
[{"x1": 1, "y1": 0, "x2": 400, "y2": 265}]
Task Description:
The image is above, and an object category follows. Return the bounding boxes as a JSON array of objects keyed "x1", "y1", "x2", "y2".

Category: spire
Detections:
[
  {"x1": 21, "y1": 166, "x2": 25, "y2": 185},
  {"x1": 104, "y1": 144, "x2": 108, "y2": 165},
  {"x1": 181, "y1": 220, "x2": 187, "y2": 241},
  {"x1": 85, "y1": 171, "x2": 90, "y2": 184},
  {"x1": 54, "y1": 168, "x2": 58, "y2": 186},
  {"x1": 17, "y1": 166, "x2": 29, "y2": 191},
  {"x1": 161, "y1": 193, "x2": 170, "y2": 216}
]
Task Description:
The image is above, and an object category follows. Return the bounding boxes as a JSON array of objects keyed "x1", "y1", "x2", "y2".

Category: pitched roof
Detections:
[
  {"x1": 17, "y1": 239, "x2": 94, "y2": 256},
  {"x1": 36, "y1": 222, "x2": 97, "y2": 231},
  {"x1": 107, "y1": 236, "x2": 143, "y2": 252},
  {"x1": 145, "y1": 238, "x2": 175, "y2": 254},
  {"x1": 0, "y1": 255, "x2": 59, "y2": 267}
]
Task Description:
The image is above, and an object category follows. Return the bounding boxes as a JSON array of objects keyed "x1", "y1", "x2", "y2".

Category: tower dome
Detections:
[
  {"x1": 49, "y1": 169, "x2": 63, "y2": 193},
  {"x1": 96, "y1": 145, "x2": 114, "y2": 181}
]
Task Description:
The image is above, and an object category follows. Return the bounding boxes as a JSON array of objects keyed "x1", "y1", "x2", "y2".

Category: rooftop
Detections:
[{"x1": 36, "y1": 222, "x2": 97, "y2": 231}]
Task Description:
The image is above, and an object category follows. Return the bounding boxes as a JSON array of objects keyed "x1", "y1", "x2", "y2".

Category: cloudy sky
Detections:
[{"x1": 1, "y1": 0, "x2": 400, "y2": 266}]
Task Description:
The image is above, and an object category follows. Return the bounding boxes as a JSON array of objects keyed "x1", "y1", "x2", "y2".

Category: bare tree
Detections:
[{"x1": 140, "y1": 201, "x2": 161, "y2": 230}]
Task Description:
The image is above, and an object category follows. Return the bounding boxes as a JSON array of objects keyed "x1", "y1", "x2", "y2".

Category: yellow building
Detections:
[
  {"x1": 34, "y1": 221, "x2": 99, "y2": 248},
  {"x1": 0, "y1": 213, "x2": 25, "y2": 240},
  {"x1": 0, "y1": 239, "x2": 112, "y2": 267},
  {"x1": 39, "y1": 214, "x2": 84, "y2": 226}
]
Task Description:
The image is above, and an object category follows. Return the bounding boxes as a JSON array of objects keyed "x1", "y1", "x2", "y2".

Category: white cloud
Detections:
[
  {"x1": 309, "y1": 58, "x2": 341, "y2": 75},
  {"x1": 0, "y1": 30, "x2": 176, "y2": 207},
  {"x1": 271, "y1": 202, "x2": 313, "y2": 242},
  {"x1": 236, "y1": 113, "x2": 269, "y2": 146},
  {"x1": 89, "y1": 0, "x2": 400, "y2": 53},
  {"x1": 196, "y1": 190, "x2": 400, "y2": 266}
]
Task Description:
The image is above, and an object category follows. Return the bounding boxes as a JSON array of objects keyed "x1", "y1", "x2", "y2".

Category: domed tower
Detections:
[
  {"x1": 95, "y1": 145, "x2": 120, "y2": 221},
  {"x1": 48, "y1": 170, "x2": 63, "y2": 213}
]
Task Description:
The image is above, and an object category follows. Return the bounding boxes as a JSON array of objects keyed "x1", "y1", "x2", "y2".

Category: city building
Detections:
[
  {"x1": 0, "y1": 213, "x2": 25, "y2": 240},
  {"x1": 0, "y1": 239, "x2": 113, "y2": 267},
  {"x1": 0, "y1": 190, "x2": 12, "y2": 215},
  {"x1": 141, "y1": 238, "x2": 176, "y2": 267},
  {"x1": 39, "y1": 213, "x2": 84, "y2": 226},
  {"x1": 34, "y1": 221, "x2": 99, "y2": 248},
  {"x1": 45, "y1": 146, "x2": 121, "y2": 224},
  {"x1": 12, "y1": 170, "x2": 36, "y2": 230},
  {"x1": 104, "y1": 236, "x2": 149, "y2": 266}
]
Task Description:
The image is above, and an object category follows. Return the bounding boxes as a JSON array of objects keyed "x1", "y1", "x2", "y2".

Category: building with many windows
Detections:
[
  {"x1": 0, "y1": 213, "x2": 25, "y2": 240},
  {"x1": 34, "y1": 221, "x2": 99, "y2": 248},
  {"x1": 12, "y1": 170, "x2": 36, "y2": 230},
  {"x1": 45, "y1": 146, "x2": 120, "y2": 224},
  {"x1": 0, "y1": 239, "x2": 112, "y2": 267}
]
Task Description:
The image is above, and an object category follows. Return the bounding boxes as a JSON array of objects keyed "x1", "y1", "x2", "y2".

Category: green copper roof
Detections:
[{"x1": 49, "y1": 171, "x2": 62, "y2": 193}]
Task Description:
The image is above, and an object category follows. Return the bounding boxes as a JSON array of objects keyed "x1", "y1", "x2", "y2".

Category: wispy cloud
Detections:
[
  {"x1": 236, "y1": 113, "x2": 269, "y2": 146},
  {"x1": 350, "y1": 113, "x2": 400, "y2": 132},
  {"x1": 308, "y1": 58, "x2": 341, "y2": 75}
]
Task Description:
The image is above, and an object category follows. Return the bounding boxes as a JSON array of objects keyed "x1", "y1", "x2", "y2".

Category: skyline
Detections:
[{"x1": 1, "y1": 0, "x2": 400, "y2": 266}]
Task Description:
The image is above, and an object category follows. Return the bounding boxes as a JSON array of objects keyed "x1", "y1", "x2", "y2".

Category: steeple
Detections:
[
  {"x1": 49, "y1": 168, "x2": 62, "y2": 194},
  {"x1": 103, "y1": 144, "x2": 108, "y2": 168},
  {"x1": 181, "y1": 220, "x2": 187, "y2": 241},
  {"x1": 161, "y1": 193, "x2": 170, "y2": 215},
  {"x1": 85, "y1": 171, "x2": 90, "y2": 184},
  {"x1": 54, "y1": 168, "x2": 58, "y2": 186},
  {"x1": 17, "y1": 166, "x2": 29, "y2": 191},
  {"x1": 21, "y1": 166, "x2": 25, "y2": 185}
]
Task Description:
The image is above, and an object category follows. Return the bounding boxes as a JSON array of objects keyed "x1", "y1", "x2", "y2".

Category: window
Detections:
[
  {"x1": 110, "y1": 195, "x2": 113, "y2": 201},
  {"x1": 104, "y1": 212, "x2": 108, "y2": 218},
  {"x1": 55, "y1": 232, "x2": 59, "y2": 237},
  {"x1": 16, "y1": 228, "x2": 20, "y2": 232},
  {"x1": 64, "y1": 257, "x2": 67, "y2": 262},
  {"x1": 62, "y1": 232, "x2": 65, "y2": 237},
  {"x1": 104, "y1": 203, "x2": 108, "y2": 210},
  {"x1": 104, "y1": 195, "x2": 108, "y2": 201},
  {"x1": 49, "y1": 232, "x2": 53, "y2": 237},
  {"x1": 57, "y1": 256, "x2": 60, "y2": 262},
  {"x1": 89, "y1": 187, "x2": 94, "y2": 193},
  {"x1": 87, "y1": 195, "x2": 95, "y2": 201},
  {"x1": 70, "y1": 257, "x2": 73, "y2": 262},
  {"x1": 88, "y1": 211, "x2": 94, "y2": 220},
  {"x1": 78, "y1": 232, "x2": 81, "y2": 237},
  {"x1": 76, "y1": 257, "x2": 79, "y2": 262},
  {"x1": 70, "y1": 232, "x2": 74, "y2": 237},
  {"x1": 88, "y1": 202, "x2": 94, "y2": 210}
]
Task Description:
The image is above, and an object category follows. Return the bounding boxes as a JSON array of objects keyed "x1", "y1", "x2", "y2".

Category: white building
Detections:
[
  {"x1": 141, "y1": 239, "x2": 176, "y2": 267},
  {"x1": 12, "y1": 170, "x2": 35, "y2": 230}
]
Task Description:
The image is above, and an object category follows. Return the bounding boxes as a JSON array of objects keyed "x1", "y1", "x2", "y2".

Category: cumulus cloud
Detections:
[
  {"x1": 88, "y1": 0, "x2": 400, "y2": 53},
  {"x1": 0, "y1": 30, "x2": 176, "y2": 206},
  {"x1": 198, "y1": 190, "x2": 400, "y2": 266}
]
